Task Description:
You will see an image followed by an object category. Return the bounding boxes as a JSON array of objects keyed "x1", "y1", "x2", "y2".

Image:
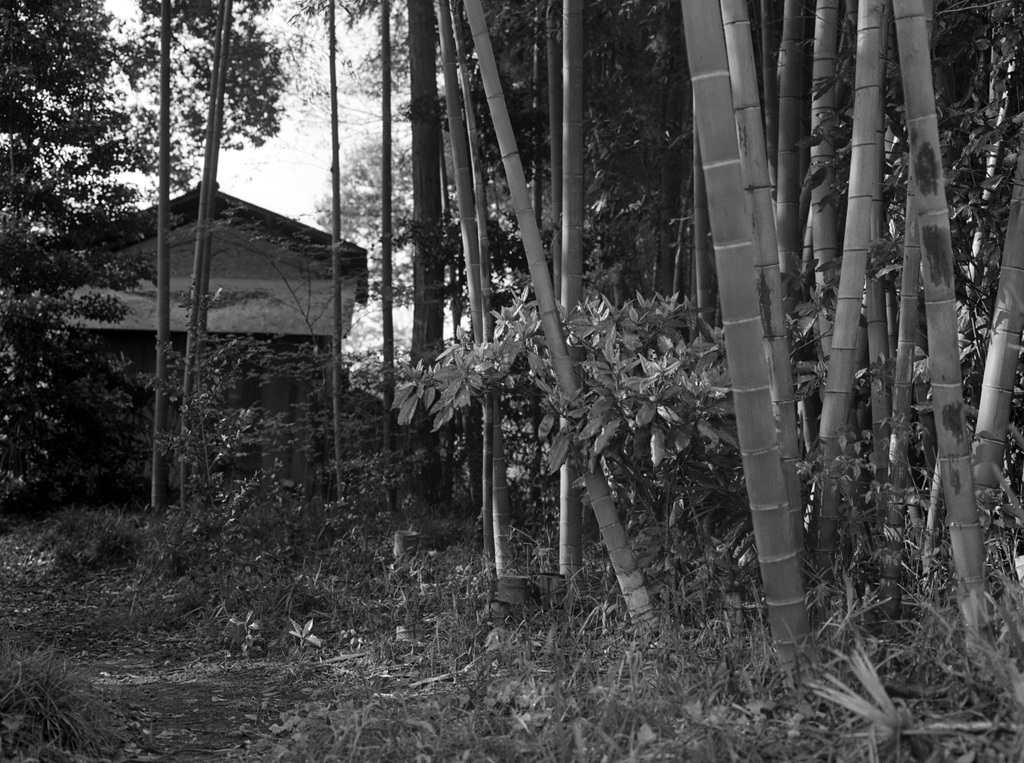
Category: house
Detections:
[{"x1": 83, "y1": 185, "x2": 371, "y2": 494}]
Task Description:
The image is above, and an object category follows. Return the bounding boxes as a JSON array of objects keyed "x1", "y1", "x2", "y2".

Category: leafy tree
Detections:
[
  {"x1": 0, "y1": 0, "x2": 153, "y2": 512},
  {"x1": 120, "y1": 0, "x2": 288, "y2": 190}
]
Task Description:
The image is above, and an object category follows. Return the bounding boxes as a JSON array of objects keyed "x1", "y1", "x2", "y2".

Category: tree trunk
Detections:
[
  {"x1": 451, "y1": 5, "x2": 498, "y2": 561},
  {"x1": 893, "y1": 0, "x2": 989, "y2": 634},
  {"x1": 151, "y1": 0, "x2": 171, "y2": 511},
  {"x1": 464, "y1": 0, "x2": 653, "y2": 622},
  {"x1": 692, "y1": 124, "x2": 713, "y2": 316},
  {"x1": 813, "y1": 0, "x2": 885, "y2": 572},
  {"x1": 180, "y1": 0, "x2": 232, "y2": 506},
  {"x1": 880, "y1": 164, "x2": 920, "y2": 618},
  {"x1": 682, "y1": 0, "x2": 813, "y2": 668},
  {"x1": 775, "y1": 0, "x2": 805, "y2": 297},
  {"x1": 760, "y1": 0, "x2": 781, "y2": 189},
  {"x1": 329, "y1": 0, "x2": 345, "y2": 503},
  {"x1": 720, "y1": 0, "x2": 804, "y2": 550},
  {"x1": 809, "y1": 0, "x2": 839, "y2": 363},
  {"x1": 559, "y1": 0, "x2": 584, "y2": 579},
  {"x1": 381, "y1": 0, "x2": 396, "y2": 512},
  {"x1": 547, "y1": 0, "x2": 562, "y2": 300},
  {"x1": 409, "y1": 0, "x2": 445, "y2": 361},
  {"x1": 973, "y1": 141, "x2": 1024, "y2": 513}
]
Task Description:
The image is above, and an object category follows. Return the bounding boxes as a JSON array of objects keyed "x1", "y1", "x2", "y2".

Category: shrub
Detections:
[{"x1": 0, "y1": 642, "x2": 123, "y2": 761}]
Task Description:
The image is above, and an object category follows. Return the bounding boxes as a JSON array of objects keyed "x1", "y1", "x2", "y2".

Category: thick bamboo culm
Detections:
[
  {"x1": 893, "y1": 0, "x2": 989, "y2": 633},
  {"x1": 682, "y1": 0, "x2": 813, "y2": 667},
  {"x1": 720, "y1": 0, "x2": 804, "y2": 550}
]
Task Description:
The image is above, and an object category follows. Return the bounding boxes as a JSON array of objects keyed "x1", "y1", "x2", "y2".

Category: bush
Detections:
[
  {"x1": 0, "y1": 220, "x2": 151, "y2": 516},
  {"x1": 37, "y1": 509, "x2": 144, "y2": 572}
]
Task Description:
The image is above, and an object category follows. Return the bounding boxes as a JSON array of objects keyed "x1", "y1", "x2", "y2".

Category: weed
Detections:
[{"x1": 0, "y1": 641, "x2": 122, "y2": 761}]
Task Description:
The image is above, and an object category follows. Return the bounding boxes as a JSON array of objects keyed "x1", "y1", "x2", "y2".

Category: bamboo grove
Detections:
[{"x1": 398, "y1": 0, "x2": 1024, "y2": 670}]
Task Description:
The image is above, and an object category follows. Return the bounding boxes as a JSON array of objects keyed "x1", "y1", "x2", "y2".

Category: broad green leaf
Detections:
[
  {"x1": 537, "y1": 412, "x2": 556, "y2": 439},
  {"x1": 594, "y1": 418, "x2": 621, "y2": 454},
  {"x1": 637, "y1": 403, "x2": 656, "y2": 427},
  {"x1": 651, "y1": 426, "x2": 666, "y2": 467},
  {"x1": 422, "y1": 386, "x2": 437, "y2": 412},
  {"x1": 398, "y1": 394, "x2": 420, "y2": 426},
  {"x1": 393, "y1": 382, "x2": 416, "y2": 410},
  {"x1": 547, "y1": 427, "x2": 572, "y2": 472},
  {"x1": 581, "y1": 413, "x2": 609, "y2": 440},
  {"x1": 697, "y1": 419, "x2": 719, "y2": 447}
]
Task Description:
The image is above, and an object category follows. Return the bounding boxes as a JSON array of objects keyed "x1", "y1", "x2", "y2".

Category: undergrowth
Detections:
[
  {"x1": 0, "y1": 642, "x2": 123, "y2": 762},
  {"x1": 10, "y1": 507, "x2": 1024, "y2": 760}
]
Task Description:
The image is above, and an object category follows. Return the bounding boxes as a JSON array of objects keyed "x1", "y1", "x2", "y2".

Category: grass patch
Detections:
[{"x1": 0, "y1": 642, "x2": 123, "y2": 762}]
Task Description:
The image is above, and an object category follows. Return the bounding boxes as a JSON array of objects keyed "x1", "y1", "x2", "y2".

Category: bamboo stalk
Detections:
[
  {"x1": 720, "y1": 0, "x2": 805, "y2": 549},
  {"x1": 463, "y1": 0, "x2": 653, "y2": 622},
  {"x1": 893, "y1": 0, "x2": 989, "y2": 633},
  {"x1": 683, "y1": 0, "x2": 813, "y2": 666},
  {"x1": 559, "y1": 0, "x2": 584, "y2": 578},
  {"x1": 973, "y1": 142, "x2": 1024, "y2": 512},
  {"x1": 813, "y1": 0, "x2": 886, "y2": 572},
  {"x1": 151, "y1": 0, "x2": 171, "y2": 511},
  {"x1": 880, "y1": 162, "x2": 920, "y2": 618},
  {"x1": 775, "y1": 0, "x2": 806, "y2": 294}
]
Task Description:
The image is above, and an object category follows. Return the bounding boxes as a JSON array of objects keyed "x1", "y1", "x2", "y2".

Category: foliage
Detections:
[
  {"x1": 0, "y1": 226, "x2": 152, "y2": 514},
  {"x1": 121, "y1": 0, "x2": 288, "y2": 190},
  {"x1": 0, "y1": 0, "x2": 156, "y2": 514},
  {"x1": 396, "y1": 294, "x2": 751, "y2": 581},
  {"x1": 0, "y1": 0, "x2": 147, "y2": 237}
]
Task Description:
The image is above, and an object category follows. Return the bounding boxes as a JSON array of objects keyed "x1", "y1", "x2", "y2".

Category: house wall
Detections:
[{"x1": 97, "y1": 328, "x2": 336, "y2": 498}]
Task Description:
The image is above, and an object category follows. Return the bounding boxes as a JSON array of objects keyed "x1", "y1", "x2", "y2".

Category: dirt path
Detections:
[{"x1": 0, "y1": 526, "x2": 315, "y2": 762}]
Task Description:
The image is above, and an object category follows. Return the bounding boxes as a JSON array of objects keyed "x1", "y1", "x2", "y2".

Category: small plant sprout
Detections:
[
  {"x1": 228, "y1": 611, "x2": 262, "y2": 656},
  {"x1": 288, "y1": 618, "x2": 322, "y2": 650}
]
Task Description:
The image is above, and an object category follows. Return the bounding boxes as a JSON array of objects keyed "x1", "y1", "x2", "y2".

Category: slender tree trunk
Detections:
[
  {"x1": 813, "y1": 0, "x2": 886, "y2": 572},
  {"x1": 381, "y1": 0, "x2": 396, "y2": 512},
  {"x1": 491, "y1": 393, "x2": 511, "y2": 573},
  {"x1": 775, "y1": 0, "x2": 805, "y2": 296},
  {"x1": 894, "y1": 0, "x2": 989, "y2": 633},
  {"x1": 151, "y1": 0, "x2": 171, "y2": 511},
  {"x1": 721, "y1": 0, "x2": 804, "y2": 550},
  {"x1": 464, "y1": 0, "x2": 653, "y2": 622},
  {"x1": 439, "y1": 0, "x2": 501, "y2": 566},
  {"x1": 559, "y1": 0, "x2": 584, "y2": 578},
  {"x1": 682, "y1": 0, "x2": 813, "y2": 668},
  {"x1": 880, "y1": 164, "x2": 919, "y2": 618},
  {"x1": 180, "y1": 0, "x2": 232, "y2": 506},
  {"x1": 451, "y1": 5, "x2": 497, "y2": 561},
  {"x1": 437, "y1": 0, "x2": 482, "y2": 343},
  {"x1": 547, "y1": 0, "x2": 563, "y2": 300},
  {"x1": 761, "y1": 0, "x2": 781, "y2": 190},
  {"x1": 329, "y1": 0, "x2": 345, "y2": 502},
  {"x1": 866, "y1": 276, "x2": 891, "y2": 485},
  {"x1": 974, "y1": 141, "x2": 1024, "y2": 511},
  {"x1": 809, "y1": 0, "x2": 840, "y2": 363}
]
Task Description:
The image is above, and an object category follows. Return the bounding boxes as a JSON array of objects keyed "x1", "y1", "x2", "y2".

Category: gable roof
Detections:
[{"x1": 81, "y1": 186, "x2": 370, "y2": 338}]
